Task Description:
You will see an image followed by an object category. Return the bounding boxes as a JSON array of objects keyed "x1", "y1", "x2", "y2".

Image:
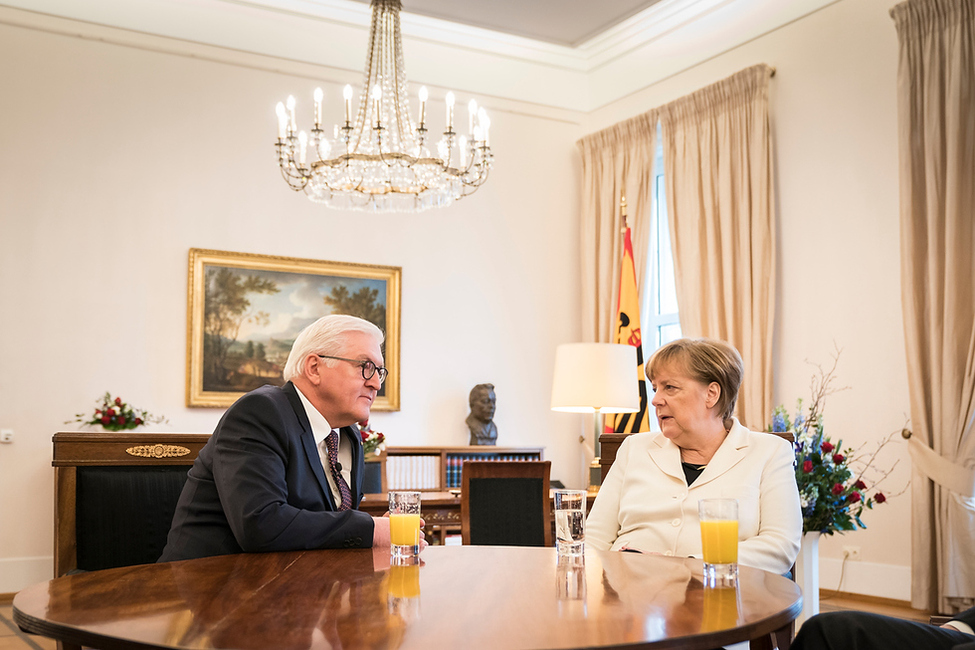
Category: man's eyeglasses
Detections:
[{"x1": 317, "y1": 355, "x2": 388, "y2": 385}]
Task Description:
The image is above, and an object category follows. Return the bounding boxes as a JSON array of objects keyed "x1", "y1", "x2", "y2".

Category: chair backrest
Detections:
[
  {"x1": 53, "y1": 431, "x2": 210, "y2": 576},
  {"x1": 460, "y1": 460, "x2": 552, "y2": 547},
  {"x1": 768, "y1": 430, "x2": 796, "y2": 445}
]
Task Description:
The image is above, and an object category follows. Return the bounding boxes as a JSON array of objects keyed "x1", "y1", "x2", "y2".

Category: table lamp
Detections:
[{"x1": 551, "y1": 343, "x2": 639, "y2": 493}]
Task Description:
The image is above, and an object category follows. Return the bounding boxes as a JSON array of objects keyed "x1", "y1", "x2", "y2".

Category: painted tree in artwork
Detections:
[
  {"x1": 324, "y1": 285, "x2": 386, "y2": 331},
  {"x1": 203, "y1": 267, "x2": 279, "y2": 387}
]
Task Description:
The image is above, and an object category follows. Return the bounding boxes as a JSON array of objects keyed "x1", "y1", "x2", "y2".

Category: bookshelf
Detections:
[{"x1": 385, "y1": 446, "x2": 544, "y2": 491}]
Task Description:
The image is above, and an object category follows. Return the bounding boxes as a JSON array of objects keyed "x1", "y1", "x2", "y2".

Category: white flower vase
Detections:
[{"x1": 795, "y1": 531, "x2": 821, "y2": 627}]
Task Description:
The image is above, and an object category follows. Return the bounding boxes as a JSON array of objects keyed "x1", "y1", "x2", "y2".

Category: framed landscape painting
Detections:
[{"x1": 186, "y1": 248, "x2": 401, "y2": 410}]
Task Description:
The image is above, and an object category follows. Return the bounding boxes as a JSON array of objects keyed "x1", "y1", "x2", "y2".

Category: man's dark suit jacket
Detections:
[
  {"x1": 793, "y1": 605, "x2": 975, "y2": 650},
  {"x1": 952, "y1": 607, "x2": 975, "y2": 650},
  {"x1": 158, "y1": 381, "x2": 374, "y2": 562}
]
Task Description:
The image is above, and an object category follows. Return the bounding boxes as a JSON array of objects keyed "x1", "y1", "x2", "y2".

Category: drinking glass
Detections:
[
  {"x1": 554, "y1": 489, "x2": 587, "y2": 557},
  {"x1": 698, "y1": 498, "x2": 739, "y2": 586},
  {"x1": 389, "y1": 491, "x2": 421, "y2": 563}
]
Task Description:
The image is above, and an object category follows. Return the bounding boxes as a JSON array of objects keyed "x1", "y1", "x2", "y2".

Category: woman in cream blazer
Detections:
[{"x1": 586, "y1": 338, "x2": 801, "y2": 575}]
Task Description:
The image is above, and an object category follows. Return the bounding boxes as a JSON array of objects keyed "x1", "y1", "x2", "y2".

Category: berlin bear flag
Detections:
[{"x1": 609, "y1": 224, "x2": 651, "y2": 433}]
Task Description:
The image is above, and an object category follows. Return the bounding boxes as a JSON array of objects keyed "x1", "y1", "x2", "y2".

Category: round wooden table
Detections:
[{"x1": 14, "y1": 546, "x2": 800, "y2": 649}]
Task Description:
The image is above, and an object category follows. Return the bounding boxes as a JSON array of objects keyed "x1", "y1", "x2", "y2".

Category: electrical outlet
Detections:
[
  {"x1": 0, "y1": 429, "x2": 13, "y2": 444},
  {"x1": 843, "y1": 546, "x2": 861, "y2": 561}
]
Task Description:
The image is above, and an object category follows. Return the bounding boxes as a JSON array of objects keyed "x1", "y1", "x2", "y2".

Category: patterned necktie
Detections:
[{"x1": 324, "y1": 429, "x2": 353, "y2": 511}]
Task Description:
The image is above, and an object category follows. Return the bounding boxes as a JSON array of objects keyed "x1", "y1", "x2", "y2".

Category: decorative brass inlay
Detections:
[{"x1": 126, "y1": 444, "x2": 191, "y2": 459}]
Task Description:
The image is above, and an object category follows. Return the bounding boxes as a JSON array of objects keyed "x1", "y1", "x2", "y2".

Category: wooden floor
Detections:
[
  {"x1": 0, "y1": 599, "x2": 56, "y2": 650},
  {"x1": 818, "y1": 591, "x2": 932, "y2": 623},
  {"x1": 0, "y1": 589, "x2": 935, "y2": 650}
]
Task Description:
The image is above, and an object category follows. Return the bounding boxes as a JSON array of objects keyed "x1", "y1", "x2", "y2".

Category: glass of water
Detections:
[{"x1": 554, "y1": 489, "x2": 587, "y2": 557}]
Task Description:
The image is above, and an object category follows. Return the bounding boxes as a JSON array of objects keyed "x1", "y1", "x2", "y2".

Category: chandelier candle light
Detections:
[{"x1": 274, "y1": 0, "x2": 493, "y2": 212}]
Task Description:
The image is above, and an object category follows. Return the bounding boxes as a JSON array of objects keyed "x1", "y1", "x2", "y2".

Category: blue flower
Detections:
[{"x1": 772, "y1": 412, "x2": 788, "y2": 432}]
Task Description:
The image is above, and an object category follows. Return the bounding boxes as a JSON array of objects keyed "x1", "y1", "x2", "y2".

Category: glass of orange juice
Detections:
[
  {"x1": 698, "y1": 498, "x2": 739, "y2": 586},
  {"x1": 389, "y1": 491, "x2": 421, "y2": 564}
]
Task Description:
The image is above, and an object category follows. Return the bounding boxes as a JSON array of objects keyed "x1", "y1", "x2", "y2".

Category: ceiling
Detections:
[
  {"x1": 1, "y1": 0, "x2": 836, "y2": 112},
  {"x1": 347, "y1": 0, "x2": 665, "y2": 47}
]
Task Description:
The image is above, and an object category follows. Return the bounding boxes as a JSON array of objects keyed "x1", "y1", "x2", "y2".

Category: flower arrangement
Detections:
[
  {"x1": 769, "y1": 355, "x2": 898, "y2": 535},
  {"x1": 68, "y1": 392, "x2": 166, "y2": 432},
  {"x1": 357, "y1": 419, "x2": 386, "y2": 458}
]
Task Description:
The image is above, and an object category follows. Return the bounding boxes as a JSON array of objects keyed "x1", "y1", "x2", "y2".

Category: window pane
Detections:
[
  {"x1": 655, "y1": 178, "x2": 679, "y2": 315},
  {"x1": 659, "y1": 323, "x2": 682, "y2": 346}
]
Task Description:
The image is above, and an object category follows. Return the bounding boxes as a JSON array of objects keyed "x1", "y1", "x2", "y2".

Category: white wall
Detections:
[
  {"x1": 589, "y1": 0, "x2": 913, "y2": 600},
  {"x1": 0, "y1": 15, "x2": 587, "y2": 591}
]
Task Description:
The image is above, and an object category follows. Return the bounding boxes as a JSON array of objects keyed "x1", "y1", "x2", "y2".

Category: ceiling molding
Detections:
[{"x1": 0, "y1": 0, "x2": 838, "y2": 111}]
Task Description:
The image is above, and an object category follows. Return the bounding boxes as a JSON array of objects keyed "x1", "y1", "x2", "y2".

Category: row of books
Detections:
[
  {"x1": 385, "y1": 452, "x2": 542, "y2": 490},
  {"x1": 387, "y1": 455, "x2": 442, "y2": 491},
  {"x1": 444, "y1": 454, "x2": 537, "y2": 488}
]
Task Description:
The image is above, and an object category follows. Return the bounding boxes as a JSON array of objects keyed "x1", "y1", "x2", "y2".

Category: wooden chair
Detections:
[
  {"x1": 52, "y1": 431, "x2": 209, "y2": 650},
  {"x1": 362, "y1": 451, "x2": 388, "y2": 494},
  {"x1": 460, "y1": 460, "x2": 552, "y2": 547},
  {"x1": 53, "y1": 431, "x2": 210, "y2": 578}
]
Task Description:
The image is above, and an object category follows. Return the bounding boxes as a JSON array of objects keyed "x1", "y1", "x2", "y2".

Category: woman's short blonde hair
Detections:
[{"x1": 646, "y1": 338, "x2": 743, "y2": 420}]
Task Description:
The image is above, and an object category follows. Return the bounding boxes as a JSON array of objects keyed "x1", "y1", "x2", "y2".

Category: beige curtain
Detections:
[
  {"x1": 577, "y1": 111, "x2": 658, "y2": 343},
  {"x1": 658, "y1": 64, "x2": 776, "y2": 429},
  {"x1": 891, "y1": 0, "x2": 975, "y2": 613}
]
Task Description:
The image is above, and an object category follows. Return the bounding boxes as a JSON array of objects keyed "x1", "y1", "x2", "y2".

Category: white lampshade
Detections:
[{"x1": 550, "y1": 343, "x2": 640, "y2": 413}]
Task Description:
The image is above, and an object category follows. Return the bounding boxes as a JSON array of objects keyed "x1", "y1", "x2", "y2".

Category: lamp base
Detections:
[{"x1": 587, "y1": 457, "x2": 602, "y2": 494}]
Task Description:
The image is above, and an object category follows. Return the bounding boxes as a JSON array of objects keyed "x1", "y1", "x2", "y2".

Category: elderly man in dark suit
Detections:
[
  {"x1": 159, "y1": 314, "x2": 411, "y2": 562},
  {"x1": 791, "y1": 607, "x2": 975, "y2": 650}
]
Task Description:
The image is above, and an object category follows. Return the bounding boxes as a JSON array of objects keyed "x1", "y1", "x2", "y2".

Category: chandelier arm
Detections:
[{"x1": 278, "y1": 165, "x2": 309, "y2": 191}]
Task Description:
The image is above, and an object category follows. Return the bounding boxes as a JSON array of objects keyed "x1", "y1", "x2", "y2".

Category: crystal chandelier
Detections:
[{"x1": 274, "y1": 0, "x2": 493, "y2": 213}]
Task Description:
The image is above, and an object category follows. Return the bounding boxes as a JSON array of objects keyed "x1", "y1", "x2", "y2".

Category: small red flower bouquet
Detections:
[
  {"x1": 357, "y1": 419, "x2": 386, "y2": 458},
  {"x1": 69, "y1": 392, "x2": 166, "y2": 432}
]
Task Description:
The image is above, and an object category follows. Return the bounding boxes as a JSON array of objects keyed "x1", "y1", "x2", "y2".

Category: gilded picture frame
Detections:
[{"x1": 186, "y1": 248, "x2": 401, "y2": 410}]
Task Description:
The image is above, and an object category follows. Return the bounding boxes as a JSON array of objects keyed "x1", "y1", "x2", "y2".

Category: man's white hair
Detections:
[{"x1": 282, "y1": 314, "x2": 384, "y2": 382}]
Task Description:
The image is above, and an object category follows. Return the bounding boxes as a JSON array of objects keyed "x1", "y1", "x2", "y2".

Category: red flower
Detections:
[
  {"x1": 106, "y1": 408, "x2": 116, "y2": 417},
  {"x1": 360, "y1": 430, "x2": 369, "y2": 442},
  {"x1": 95, "y1": 409, "x2": 102, "y2": 415},
  {"x1": 854, "y1": 479, "x2": 867, "y2": 490},
  {"x1": 134, "y1": 418, "x2": 143, "y2": 426},
  {"x1": 849, "y1": 491, "x2": 861, "y2": 503},
  {"x1": 832, "y1": 483, "x2": 844, "y2": 495},
  {"x1": 117, "y1": 417, "x2": 126, "y2": 426},
  {"x1": 821, "y1": 441, "x2": 835, "y2": 453},
  {"x1": 874, "y1": 492, "x2": 887, "y2": 503},
  {"x1": 115, "y1": 397, "x2": 122, "y2": 406},
  {"x1": 101, "y1": 415, "x2": 111, "y2": 425},
  {"x1": 832, "y1": 454, "x2": 845, "y2": 464},
  {"x1": 376, "y1": 432, "x2": 385, "y2": 442},
  {"x1": 803, "y1": 460, "x2": 813, "y2": 473}
]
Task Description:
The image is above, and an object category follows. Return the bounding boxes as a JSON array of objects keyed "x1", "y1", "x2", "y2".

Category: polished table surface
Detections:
[{"x1": 14, "y1": 546, "x2": 801, "y2": 650}]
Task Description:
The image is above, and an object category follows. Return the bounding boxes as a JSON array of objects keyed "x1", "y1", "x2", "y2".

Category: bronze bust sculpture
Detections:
[{"x1": 466, "y1": 383, "x2": 497, "y2": 446}]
